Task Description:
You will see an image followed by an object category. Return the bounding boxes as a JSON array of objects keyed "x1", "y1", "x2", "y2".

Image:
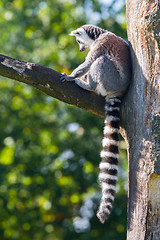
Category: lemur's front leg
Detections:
[{"x1": 60, "y1": 60, "x2": 92, "y2": 82}]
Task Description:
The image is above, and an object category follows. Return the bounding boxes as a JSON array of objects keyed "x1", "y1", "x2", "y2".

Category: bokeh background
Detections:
[{"x1": 0, "y1": 0, "x2": 128, "y2": 239}]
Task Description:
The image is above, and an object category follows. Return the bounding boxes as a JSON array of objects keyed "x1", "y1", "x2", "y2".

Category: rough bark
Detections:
[
  {"x1": 0, "y1": 54, "x2": 105, "y2": 118},
  {"x1": 121, "y1": 0, "x2": 160, "y2": 239}
]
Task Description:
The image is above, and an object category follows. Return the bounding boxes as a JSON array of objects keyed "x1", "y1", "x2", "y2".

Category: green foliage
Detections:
[{"x1": 0, "y1": 0, "x2": 128, "y2": 239}]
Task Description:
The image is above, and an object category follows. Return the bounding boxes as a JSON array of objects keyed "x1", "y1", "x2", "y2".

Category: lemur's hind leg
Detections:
[{"x1": 75, "y1": 74, "x2": 97, "y2": 91}]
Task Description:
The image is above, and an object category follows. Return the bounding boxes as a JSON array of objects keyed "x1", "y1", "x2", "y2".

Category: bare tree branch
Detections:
[{"x1": 0, "y1": 54, "x2": 105, "y2": 117}]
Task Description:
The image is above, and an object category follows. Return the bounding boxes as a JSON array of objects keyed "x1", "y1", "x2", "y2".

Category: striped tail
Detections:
[{"x1": 97, "y1": 96, "x2": 121, "y2": 223}]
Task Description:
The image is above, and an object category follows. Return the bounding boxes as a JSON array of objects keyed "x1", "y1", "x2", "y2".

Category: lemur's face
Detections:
[
  {"x1": 69, "y1": 27, "x2": 94, "y2": 52},
  {"x1": 75, "y1": 37, "x2": 88, "y2": 52}
]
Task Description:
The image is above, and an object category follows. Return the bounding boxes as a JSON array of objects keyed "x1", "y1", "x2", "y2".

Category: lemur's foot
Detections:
[{"x1": 60, "y1": 73, "x2": 75, "y2": 82}]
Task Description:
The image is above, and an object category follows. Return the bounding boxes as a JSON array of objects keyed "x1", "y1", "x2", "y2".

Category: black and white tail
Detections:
[{"x1": 97, "y1": 96, "x2": 121, "y2": 223}]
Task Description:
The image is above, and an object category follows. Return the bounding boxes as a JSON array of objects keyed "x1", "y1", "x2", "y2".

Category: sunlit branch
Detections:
[{"x1": 0, "y1": 54, "x2": 105, "y2": 117}]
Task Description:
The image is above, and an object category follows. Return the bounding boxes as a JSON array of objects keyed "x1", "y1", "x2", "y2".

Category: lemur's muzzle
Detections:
[{"x1": 80, "y1": 46, "x2": 87, "y2": 52}]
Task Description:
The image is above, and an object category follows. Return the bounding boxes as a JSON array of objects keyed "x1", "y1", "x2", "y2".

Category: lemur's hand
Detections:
[
  {"x1": 60, "y1": 73, "x2": 67, "y2": 82},
  {"x1": 60, "y1": 73, "x2": 75, "y2": 82}
]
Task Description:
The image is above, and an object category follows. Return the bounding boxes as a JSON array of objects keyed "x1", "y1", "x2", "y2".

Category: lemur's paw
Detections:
[
  {"x1": 60, "y1": 73, "x2": 67, "y2": 82},
  {"x1": 60, "y1": 73, "x2": 75, "y2": 82}
]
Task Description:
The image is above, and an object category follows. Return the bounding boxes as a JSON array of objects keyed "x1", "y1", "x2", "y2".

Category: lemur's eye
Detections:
[{"x1": 77, "y1": 39, "x2": 82, "y2": 44}]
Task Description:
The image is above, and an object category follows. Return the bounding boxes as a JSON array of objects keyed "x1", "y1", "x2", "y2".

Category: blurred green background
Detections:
[{"x1": 0, "y1": 0, "x2": 128, "y2": 239}]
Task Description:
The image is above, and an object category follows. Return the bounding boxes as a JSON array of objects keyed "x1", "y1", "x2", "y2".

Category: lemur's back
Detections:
[
  {"x1": 87, "y1": 32, "x2": 131, "y2": 96},
  {"x1": 88, "y1": 32, "x2": 131, "y2": 77}
]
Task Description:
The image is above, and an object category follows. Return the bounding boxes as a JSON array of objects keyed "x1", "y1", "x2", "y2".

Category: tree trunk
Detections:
[{"x1": 120, "y1": 0, "x2": 160, "y2": 239}]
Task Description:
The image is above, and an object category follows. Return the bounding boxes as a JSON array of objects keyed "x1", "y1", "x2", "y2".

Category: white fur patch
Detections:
[
  {"x1": 69, "y1": 28, "x2": 85, "y2": 36},
  {"x1": 99, "y1": 172, "x2": 118, "y2": 181},
  {"x1": 100, "y1": 150, "x2": 119, "y2": 159},
  {"x1": 69, "y1": 28, "x2": 94, "y2": 48},
  {"x1": 101, "y1": 182, "x2": 116, "y2": 191},
  {"x1": 103, "y1": 126, "x2": 119, "y2": 134},
  {"x1": 96, "y1": 84, "x2": 107, "y2": 96},
  {"x1": 104, "y1": 106, "x2": 120, "y2": 112},
  {"x1": 102, "y1": 138, "x2": 119, "y2": 147},
  {"x1": 106, "y1": 98, "x2": 121, "y2": 104},
  {"x1": 101, "y1": 193, "x2": 115, "y2": 201},
  {"x1": 105, "y1": 116, "x2": 120, "y2": 122},
  {"x1": 99, "y1": 162, "x2": 118, "y2": 170},
  {"x1": 97, "y1": 204, "x2": 110, "y2": 215}
]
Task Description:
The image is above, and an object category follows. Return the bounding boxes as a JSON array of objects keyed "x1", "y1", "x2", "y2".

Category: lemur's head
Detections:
[{"x1": 69, "y1": 24, "x2": 105, "y2": 52}]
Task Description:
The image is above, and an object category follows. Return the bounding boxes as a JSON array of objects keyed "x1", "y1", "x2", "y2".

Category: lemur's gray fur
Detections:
[{"x1": 60, "y1": 24, "x2": 131, "y2": 223}]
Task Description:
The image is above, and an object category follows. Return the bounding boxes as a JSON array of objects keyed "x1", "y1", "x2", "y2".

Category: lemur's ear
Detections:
[{"x1": 69, "y1": 30, "x2": 80, "y2": 36}]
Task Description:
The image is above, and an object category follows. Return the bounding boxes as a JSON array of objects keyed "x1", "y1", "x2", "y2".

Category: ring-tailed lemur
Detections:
[{"x1": 60, "y1": 25, "x2": 131, "y2": 223}]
